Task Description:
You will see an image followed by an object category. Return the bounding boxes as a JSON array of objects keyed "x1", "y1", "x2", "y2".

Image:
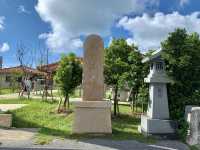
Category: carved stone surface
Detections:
[
  {"x1": 73, "y1": 34, "x2": 112, "y2": 134},
  {"x1": 83, "y1": 34, "x2": 104, "y2": 101},
  {"x1": 186, "y1": 107, "x2": 200, "y2": 145}
]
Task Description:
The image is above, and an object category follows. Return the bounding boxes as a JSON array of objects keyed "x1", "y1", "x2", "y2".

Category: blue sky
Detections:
[{"x1": 0, "y1": 0, "x2": 200, "y2": 68}]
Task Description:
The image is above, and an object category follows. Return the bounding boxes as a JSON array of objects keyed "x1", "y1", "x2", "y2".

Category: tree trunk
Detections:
[
  {"x1": 128, "y1": 87, "x2": 133, "y2": 102},
  {"x1": 57, "y1": 98, "x2": 63, "y2": 113},
  {"x1": 63, "y1": 94, "x2": 69, "y2": 110},
  {"x1": 113, "y1": 85, "x2": 118, "y2": 116}
]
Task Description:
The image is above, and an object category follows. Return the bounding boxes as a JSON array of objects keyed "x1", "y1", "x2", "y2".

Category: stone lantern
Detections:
[{"x1": 139, "y1": 50, "x2": 176, "y2": 136}]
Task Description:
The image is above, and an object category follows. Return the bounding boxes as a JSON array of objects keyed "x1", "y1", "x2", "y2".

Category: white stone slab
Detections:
[
  {"x1": 140, "y1": 115, "x2": 176, "y2": 134},
  {"x1": 186, "y1": 107, "x2": 200, "y2": 145}
]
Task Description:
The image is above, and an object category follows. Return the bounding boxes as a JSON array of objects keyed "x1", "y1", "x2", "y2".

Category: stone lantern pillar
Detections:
[{"x1": 139, "y1": 50, "x2": 176, "y2": 136}]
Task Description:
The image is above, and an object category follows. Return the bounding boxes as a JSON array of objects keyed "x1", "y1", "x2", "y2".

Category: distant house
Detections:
[
  {"x1": 0, "y1": 66, "x2": 47, "y2": 88},
  {"x1": 36, "y1": 57, "x2": 83, "y2": 89},
  {"x1": 37, "y1": 62, "x2": 59, "y2": 75},
  {"x1": 37, "y1": 57, "x2": 83, "y2": 74}
]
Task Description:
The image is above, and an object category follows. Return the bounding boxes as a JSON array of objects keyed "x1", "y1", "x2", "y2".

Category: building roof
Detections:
[
  {"x1": 0, "y1": 66, "x2": 47, "y2": 76},
  {"x1": 37, "y1": 62, "x2": 59, "y2": 73},
  {"x1": 142, "y1": 49, "x2": 162, "y2": 63},
  {"x1": 37, "y1": 57, "x2": 83, "y2": 73}
]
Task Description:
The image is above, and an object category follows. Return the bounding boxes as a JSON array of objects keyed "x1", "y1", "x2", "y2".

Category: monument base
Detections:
[
  {"x1": 72, "y1": 101, "x2": 112, "y2": 134},
  {"x1": 0, "y1": 114, "x2": 12, "y2": 127},
  {"x1": 139, "y1": 115, "x2": 176, "y2": 136}
]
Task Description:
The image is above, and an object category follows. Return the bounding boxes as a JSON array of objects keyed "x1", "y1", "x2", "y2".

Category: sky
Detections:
[{"x1": 0, "y1": 0, "x2": 200, "y2": 68}]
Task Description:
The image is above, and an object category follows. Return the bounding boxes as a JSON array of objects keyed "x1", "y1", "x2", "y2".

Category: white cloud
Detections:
[
  {"x1": 0, "y1": 43, "x2": 10, "y2": 52},
  {"x1": 179, "y1": 0, "x2": 189, "y2": 7},
  {"x1": 108, "y1": 37, "x2": 113, "y2": 46},
  {"x1": 0, "y1": 17, "x2": 9, "y2": 53},
  {"x1": 35, "y1": 0, "x2": 158, "y2": 52},
  {"x1": 118, "y1": 12, "x2": 200, "y2": 52},
  {"x1": 126, "y1": 38, "x2": 135, "y2": 46},
  {"x1": 0, "y1": 16, "x2": 5, "y2": 31},
  {"x1": 38, "y1": 33, "x2": 49, "y2": 39},
  {"x1": 18, "y1": 5, "x2": 30, "y2": 14}
]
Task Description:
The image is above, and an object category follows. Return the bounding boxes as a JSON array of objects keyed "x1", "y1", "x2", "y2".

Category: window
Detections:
[
  {"x1": 156, "y1": 62, "x2": 163, "y2": 70},
  {"x1": 150, "y1": 63, "x2": 154, "y2": 70},
  {"x1": 5, "y1": 76, "x2": 11, "y2": 82},
  {"x1": 157, "y1": 87, "x2": 163, "y2": 97}
]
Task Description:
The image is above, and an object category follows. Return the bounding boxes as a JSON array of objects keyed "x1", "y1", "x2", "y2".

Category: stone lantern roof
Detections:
[
  {"x1": 143, "y1": 49, "x2": 172, "y2": 83},
  {"x1": 142, "y1": 49, "x2": 162, "y2": 63}
]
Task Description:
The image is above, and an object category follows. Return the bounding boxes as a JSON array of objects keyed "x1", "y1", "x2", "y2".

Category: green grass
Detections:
[
  {"x1": 0, "y1": 98, "x2": 154, "y2": 144},
  {"x1": 190, "y1": 145, "x2": 200, "y2": 150},
  {"x1": 0, "y1": 88, "x2": 17, "y2": 95},
  {"x1": 53, "y1": 89, "x2": 81, "y2": 98}
]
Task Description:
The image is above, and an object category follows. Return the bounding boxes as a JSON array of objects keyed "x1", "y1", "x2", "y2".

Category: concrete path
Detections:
[
  {"x1": 0, "y1": 128, "x2": 189, "y2": 150},
  {"x1": 0, "y1": 93, "x2": 82, "y2": 102},
  {"x1": 0, "y1": 128, "x2": 37, "y2": 141},
  {"x1": 0, "y1": 138, "x2": 189, "y2": 150},
  {"x1": 0, "y1": 104, "x2": 27, "y2": 112}
]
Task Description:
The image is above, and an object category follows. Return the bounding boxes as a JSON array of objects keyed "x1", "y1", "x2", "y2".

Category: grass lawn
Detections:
[
  {"x1": 53, "y1": 89, "x2": 81, "y2": 98},
  {"x1": 0, "y1": 88, "x2": 17, "y2": 95},
  {"x1": 0, "y1": 98, "x2": 154, "y2": 144},
  {"x1": 190, "y1": 145, "x2": 200, "y2": 150}
]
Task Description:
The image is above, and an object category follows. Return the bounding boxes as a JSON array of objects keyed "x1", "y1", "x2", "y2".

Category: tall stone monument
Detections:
[
  {"x1": 72, "y1": 34, "x2": 112, "y2": 134},
  {"x1": 139, "y1": 50, "x2": 176, "y2": 136},
  {"x1": 185, "y1": 106, "x2": 200, "y2": 145}
]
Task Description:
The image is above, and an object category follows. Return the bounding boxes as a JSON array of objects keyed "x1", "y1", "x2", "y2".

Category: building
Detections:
[
  {"x1": 0, "y1": 66, "x2": 47, "y2": 88},
  {"x1": 37, "y1": 57, "x2": 83, "y2": 75}
]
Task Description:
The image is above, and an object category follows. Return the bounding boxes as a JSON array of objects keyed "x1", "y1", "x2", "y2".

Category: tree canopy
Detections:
[
  {"x1": 104, "y1": 38, "x2": 144, "y2": 115},
  {"x1": 161, "y1": 28, "x2": 200, "y2": 139},
  {"x1": 55, "y1": 53, "x2": 82, "y2": 110}
]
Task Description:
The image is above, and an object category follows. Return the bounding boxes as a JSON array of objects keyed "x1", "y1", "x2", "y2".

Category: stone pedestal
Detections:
[
  {"x1": 0, "y1": 114, "x2": 12, "y2": 127},
  {"x1": 140, "y1": 115, "x2": 176, "y2": 135},
  {"x1": 139, "y1": 82, "x2": 176, "y2": 135},
  {"x1": 73, "y1": 101, "x2": 112, "y2": 133}
]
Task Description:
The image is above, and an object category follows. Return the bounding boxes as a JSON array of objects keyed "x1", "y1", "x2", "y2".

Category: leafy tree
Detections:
[
  {"x1": 54, "y1": 53, "x2": 82, "y2": 112},
  {"x1": 104, "y1": 39, "x2": 144, "y2": 116},
  {"x1": 161, "y1": 28, "x2": 200, "y2": 139}
]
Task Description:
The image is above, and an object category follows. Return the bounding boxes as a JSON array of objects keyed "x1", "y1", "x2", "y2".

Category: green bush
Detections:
[{"x1": 161, "y1": 28, "x2": 200, "y2": 140}]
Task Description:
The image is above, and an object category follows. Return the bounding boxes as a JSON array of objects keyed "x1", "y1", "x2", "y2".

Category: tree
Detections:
[
  {"x1": 161, "y1": 28, "x2": 200, "y2": 139},
  {"x1": 125, "y1": 47, "x2": 144, "y2": 103},
  {"x1": 104, "y1": 39, "x2": 143, "y2": 116},
  {"x1": 54, "y1": 53, "x2": 82, "y2": 112}
]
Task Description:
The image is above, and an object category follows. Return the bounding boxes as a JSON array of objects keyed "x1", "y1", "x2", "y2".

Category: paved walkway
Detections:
[
  {"x1": 0, "y1": 128, "x2": 189, "y2": 150},
  {"x1": 0, "y1": 104, "x2": 27, "y2": 112},
  {"x1": 0, "y1": 128, "x2": 37, "y2": 141},
  {"x1": 0, "y1": 93, "x2": 81, "y2": 102}
]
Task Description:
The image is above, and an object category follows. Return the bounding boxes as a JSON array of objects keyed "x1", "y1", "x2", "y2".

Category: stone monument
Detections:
[
  {"x1": 139, "y1": 50, "x2": 176, "y2": 135},
  {"x1": 72, "y1": 34, "x2": 112, "y2": 134},
  {"x1": 185, "y1": 106, "x2": 200, "y2": 145}
]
